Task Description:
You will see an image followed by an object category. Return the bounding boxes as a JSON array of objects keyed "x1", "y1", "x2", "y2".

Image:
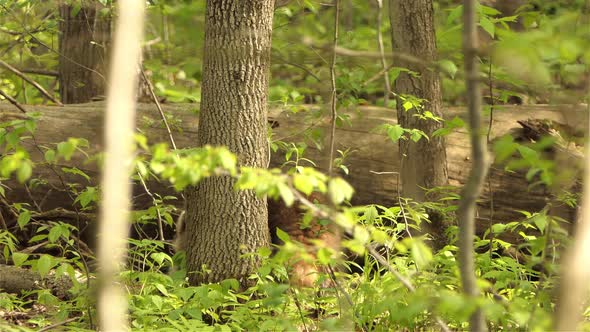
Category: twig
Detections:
[
  {"x1": 290, "y1": 290, "x2": 310, "y2": 332},
  {"x1": 458, "y1": 1, "x2": 490, "y2": 331},
  {"x1": 374, "y1": 0, "x2": 390, "y2": 106},
  {"x1": 37, "y1": 317, "x2": 78, "y2": 332},
  {"x1": 327, "y1": 0, "x2": 340, "y2": 177},
  {"x1": 31, "y1": 208, "x2": 94, "y2": 221},
  {"x1": 18, "y1": 241, "x2": 49, "y2": 254},
  {"x1": 24, "y1": 185, "x2": 42, "y2": 212},
  {"x1": 0, "y1": 196, "x2": 19, "y2": 219},
  {"x1": 139, "y1": 64, "x2": 177, "y2": 150},
  {"x1": 16, "y1": 68, "x2": 59, "y2": 77},
  {"x1": 328, "y1": 45, "x2": 455, "y2": 77},
  {"x1": 486, "y1": 60, "x2": 495, "y2": 259},
  {"x1": 327, "y1": 265, "x2": 368, "y2": 332},
  {"x1": 362, "y1": 63, "x2": 396, "y2": 88},
  {"x1": 369, "y1": 170, "x2": 412, "y2": 238},
  {"x1": 272, "y1": 55, "x2": 321, "y2": 82},
  {"x1": 136, "y1": 171, "x2": 165, "y2": 241},
  {"x1": 367, "y1": 246, "x2": 451, "y2": 332},
  {"x1": 0, "y1": 88, "x2": 27, "y2": 113},
  {"x1": 0, "y1": 60, "x2": 62, "y2": 105},
  {"x1": 0, "y1": 210, "x2": 7, "y2": 230}
]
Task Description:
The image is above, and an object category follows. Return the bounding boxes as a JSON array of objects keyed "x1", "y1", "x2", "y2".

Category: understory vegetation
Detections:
[{"x1": 0, "y1": 0, "x2": 588, "y2": 331}]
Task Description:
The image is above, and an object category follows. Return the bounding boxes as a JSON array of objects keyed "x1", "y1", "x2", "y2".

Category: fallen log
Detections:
[
  {"x1": 0, "y1": 102, "x2": 586, "y2": 236},
  {"x1": 0, "y1": 264, "x2": 73, "y2": 299}
]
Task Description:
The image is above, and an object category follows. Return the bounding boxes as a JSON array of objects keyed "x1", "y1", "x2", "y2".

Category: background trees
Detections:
[
  {"x1": 0, "y1": 0, "x2": 588, "y2": 331},
  {"x1": 58, "y1": 1, "x2": 110, "y2": 104}
]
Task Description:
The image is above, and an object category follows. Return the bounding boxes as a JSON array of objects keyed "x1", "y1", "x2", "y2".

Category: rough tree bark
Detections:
[
  {"x1": 184, "y1": 0, "x2": 275, "y2": 286},
  {"x1": 58, "y1": 1, "x2": 110, "y2": 104},
  {"x1": 389, "y1": 0, "x2": 449, "y2": 245},
  {"x1": 388, "y1": 0, "x2": 448, "y2": 201}
]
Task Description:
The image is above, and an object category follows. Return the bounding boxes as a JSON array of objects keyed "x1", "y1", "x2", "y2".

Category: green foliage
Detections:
[{"x1": 0, "y1": 0, "x2": 588, "y2": 330}]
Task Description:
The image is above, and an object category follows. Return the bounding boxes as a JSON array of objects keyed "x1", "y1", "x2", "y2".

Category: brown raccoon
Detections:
[{"x1": 267, "y1": 192, "x2": 341, "y2": 288}]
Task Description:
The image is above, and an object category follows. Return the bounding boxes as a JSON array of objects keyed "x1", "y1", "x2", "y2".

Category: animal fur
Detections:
[{"x1": 268, "y1": 192, "x2": 340, "y2": 287}]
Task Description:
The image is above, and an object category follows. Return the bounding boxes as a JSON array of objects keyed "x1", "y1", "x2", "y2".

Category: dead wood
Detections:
[
  {"x1": 0, "y1": 102, "x2": 587, "y2": 236},
  {"x1": 0, "y1": 264, "x2": 73, "y2": 299}
]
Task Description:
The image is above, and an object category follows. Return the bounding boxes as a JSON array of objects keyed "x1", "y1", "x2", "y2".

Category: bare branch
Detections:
[
  {"x1": 17, "y1": 67, "x2": 59, "y2": 77},
  {"x1": 139, "y1": 64, "x2": 177, "y2": 150},
  {"x1": 0, "y1": 60, "x2": 62, "y2": 106},
  {"x1": 0, "y1": 88, "x2": 27, "y2": 113}
]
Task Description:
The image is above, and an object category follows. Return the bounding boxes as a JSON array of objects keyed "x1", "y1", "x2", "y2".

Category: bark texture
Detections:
[
  {"x1": 389, "y1": 0, "x2": 448, "y2": 202},
  {"x1": 58, "y1": 2, "x2": 110, "y2": 104},
  {"x1": 0, "y1": 265, "x2": 73, "y2": 300},
  {"x1": 184, "y1": 0, "x2": 275, "y2": 286}
]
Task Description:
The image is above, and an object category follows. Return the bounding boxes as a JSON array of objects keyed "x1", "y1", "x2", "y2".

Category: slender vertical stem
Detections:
[
  {"x1": 327, "y1": 0, "x2": 340, "y2": 177},
  {"x1": 96, "y1": 0, "x2": 145, "y2": 330},
  {"x1": 375, "y1": 0, "x2": 390, "y2": 105},
  {"x1": 459, "y1": 1, "x2": 489, "y2": 331}
]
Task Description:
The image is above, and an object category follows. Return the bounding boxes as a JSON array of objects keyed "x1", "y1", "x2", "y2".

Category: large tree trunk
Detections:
[
  {"x1": 388, "y1": 0, "x2": 448, "y2": 201},
  {"x1": 184, "y1": 0, "x2": 275, "y2": 286},
  {"x1": 58, "y1": 1, "x2": 110, "y2": 104},
  {"x1": 389, "y1": 0, "x2": 449, "y2": 246}
]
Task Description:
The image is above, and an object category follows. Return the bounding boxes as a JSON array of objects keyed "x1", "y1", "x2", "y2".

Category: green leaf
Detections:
[
  {"x1": 37, "y1": 255, "x2": 53, "y2": 278},
  {"x1": 317, "y1": 247, "x2": 332, "y2": 265},
  {"x1": 438, "y1": 59, "x2": 458, "y2": 78},
  {"x1": 61, "y1": 167, "x2": 91, "y2": 182},
  {"x1": 155, "y1": 283, "x2": 170, "y2": 297},
  {"x1": 364, "y1": 206, "x2": 378, "y2": 224},
  {"x1": 517, "y1": 145, "x2": 538, "y2": 163},
  {"x1": 531, "y1": 213, "x2": 548, "y2": 233},
  {"x1": 293, "y1": 174, "x2": 313, "y2": 196},
  {"x1": 386, "y1": 124, "x2": 405, "y2": 143},
  {"x1": 276, "y1": 228, "x2": 290, "y2": 243},
  {"x1": 17, "y1": 161, "x2": 32, "y2": 183},
  {"x1": 402, "y1": 101, "x2": 413, "y2": 111},
  {"x1": 328, "y1": 177, "x2": 354, "y2": 204},
  {"x1": 479, "y1": 16, "x2": 495, "y2": 37},
  {"x1": 48, "y1": 226, "x2": 62, "y2": 243},
  {"x1": 57, "y1": 141, "x2": 76, "y2": 161},
  {"x1": 17, "y1": 210, "x2": 31, "y2": 229},
  {"x1": 277, "y1": 183, "x2": 294, "y2": 207},
  {"x1": 151, "y1": 252, "x2": 173, "y2": 265},
  {"x1": 493, "y1": 135, "x2": 518, "y2": 162},
  {"x1": 12, "y1": 253, "x2": 29, "y2": 267},
  {"x1": 372, "y1": 229, "x2": 389, "y2": 244},
  {"x1": 151, "y1": 295, "x2": 163, "y2": 310},
  {"x1": 410, "y1": 130, "x2": 425, "y2": 142},
  {"x1": 44, "y1": 149, "x2": 56, "y2": 163},
  {"x1": 76, "y1": 187, "x2": 98, "y2": 208},
  {"x1": 24, "y1": 119, "x2": 36, "y2": 134},
  {"x1": 446, "y1": 5, "x2": 463, "y2": 25},
  {"x1": 410, "y1": 240, "x2": 432, "y2": 268}
]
